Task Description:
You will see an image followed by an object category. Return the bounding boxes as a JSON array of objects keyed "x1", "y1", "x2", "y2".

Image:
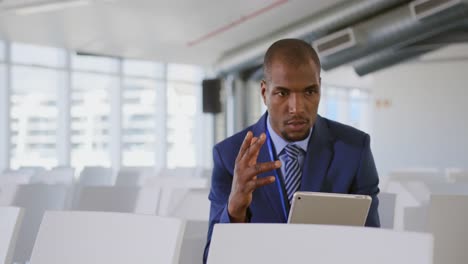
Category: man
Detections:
[{"x1": 204, "y1": 39, "x2": 380, "y2": 262}]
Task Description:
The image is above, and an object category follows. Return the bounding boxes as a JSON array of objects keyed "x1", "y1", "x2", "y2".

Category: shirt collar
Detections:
[{"x1": 266, "y1": 115, "x2": 312, "y2": 156}]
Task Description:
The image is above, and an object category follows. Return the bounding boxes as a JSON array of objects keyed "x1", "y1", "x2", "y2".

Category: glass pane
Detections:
[
  {"x1": 10, "y1": 66, "x2": 61, "y2": 169},
  {"x1": 72, "y1": 53, "x2": 119, "y2": 73},
  {"x1": 123, "y1": 59, "x2": 164, "y2": 79},
  {"x1": 167, "y1": 81, "x2": 198, "y2": 168},
  {"x1": 167, "y1": 64, "x2": 204, "y2": 83},
  {"x1": 325, "y1": 87, "x2": 339, "y2": 121},
  {"x1": 349, "y1": 89, "x2": 369, "y2": 130},
  {"x1": 122, "y1": 78, "x2": 161, "y2": 167},
  {"x1": 0, "y1": 40, "x2": 5, "y2": 61},
  {"x1": 71, "y1": 73, "x2": 116, "y2": 169},
  {"x1": 12, "y1": 42, "x2": 65, "y2": 67}
]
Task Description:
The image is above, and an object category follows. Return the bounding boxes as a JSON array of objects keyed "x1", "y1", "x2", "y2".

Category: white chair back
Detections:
[
  {"x1": 74, "y1": 186, "x2": 160, "y2": 214},
  {"x1": 428, "y1": 194, "x2": 468, "y2": 264},
  {"x1": 79, "y1": 166, "x2": 114, "y2": 186},
  {"x1": 31, "y1": 167, "x2": 75, "y2": 185},
  {"x1": 115, "y1": 167, "x2": 156, "y2": 186},
  {"x1": 179, "y1": 220, "x2": 208, "y2": 264},
  {"x1": 208, "y1": 224, "x2": 433, "y2": 264},
  {"x1": 378, "y1": 192, "x2": 396, "y2": 229},
  {"x1": 168, "y1": 188, "x2": 210, "y2": 221},
  {"x1": 404, "y1": 205, "x2": 429, "y2": 232},
  {"x1": 0, "y1": 170, "x2": 34, "y2": 184},
  {"x1": 159, "y1": 167, "x2": 197, "y2": 178},
  {"x1": 0, "y1": 184, "x2": 20, "y2": 206},
  {"x1": 445, "y1": 168, "x2": 468, "y2": 183},
  {"x1": 30, "y1": 211, "x2": 186, "y2": 264},
  {"x1": 0, "y1": 207, "x2": 24, "y2": 264},
  {"x1": 9, "y1": 184, "x2": 70, "y2": 263}
]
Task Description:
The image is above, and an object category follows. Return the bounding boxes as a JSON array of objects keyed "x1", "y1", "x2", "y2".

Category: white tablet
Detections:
[{"x1": 287, "y1": 191, "x2": 372, "y2": 226}]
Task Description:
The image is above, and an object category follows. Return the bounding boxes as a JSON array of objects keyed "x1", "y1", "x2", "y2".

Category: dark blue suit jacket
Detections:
[{"x1": 204, "y1": 113, "x2": 380, "y2": 262}]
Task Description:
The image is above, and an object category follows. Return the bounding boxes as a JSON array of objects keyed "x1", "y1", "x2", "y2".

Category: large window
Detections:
[
  {"x1": 121, "y1": 60, "x2": 166, "y2": 167},
  {"x1": 12, "y1": 43, "x2": 65, "y2": 68},
  {"x1": 10, "y1": 66, "x2": 62, "y2": 168},
  {"x1": 122, "y1": 78, "x2": 161, "y2": 166},
  {"x1": 71, "y1": 72, "x2": 115, "y2": 169},
  {"x1": 166, "y1": 64, "x2": 204, "y2": 168},
  {"x1": 320, "y1": 84, "x2": 370, "y2": 132},
  {"x1": 1, "y1": 41, "x2": 207, "y2": 172},
  {"x1": 167, "y1": 81, "x2": 198, "y2": 168}
]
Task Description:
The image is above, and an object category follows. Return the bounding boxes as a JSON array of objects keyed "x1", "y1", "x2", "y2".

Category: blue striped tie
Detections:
[{"x1": 283, "y1": 144, "x2": 303, "y2": 204}]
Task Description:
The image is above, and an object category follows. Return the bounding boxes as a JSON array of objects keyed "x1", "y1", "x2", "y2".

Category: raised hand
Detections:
[{"x1": 228, "y1": 131, "x2": 281, "y2": 222}]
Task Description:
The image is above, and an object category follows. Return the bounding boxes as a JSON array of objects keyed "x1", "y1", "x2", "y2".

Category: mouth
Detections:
[{"x1": 285, "y1": 119, "x2": 309, "y2": 131}]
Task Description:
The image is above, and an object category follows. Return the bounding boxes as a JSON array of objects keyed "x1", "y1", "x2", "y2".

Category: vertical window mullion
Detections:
[
  {"x1": 111, "y1": 59, "x2": 123, "y2": 171},
  {"x1": 157, "y1": 64, "x2": 168, "y2": 170},
  {"x1": 57, "y1": 50, "x2": 72, "y2": 166},
  {"x1": 0, "y1": 41, "x2": 11, "y2": 171}
]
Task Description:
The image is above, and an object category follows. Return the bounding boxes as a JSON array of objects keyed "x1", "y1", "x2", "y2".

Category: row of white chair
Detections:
[
  {"x1": 0, "y1": 183, "x2": 210, "y2": 264},
  {"x1": 0, "y1": 207, "x2": 24, "y2": 264},
  {"x1": 0, "y1": 208, "x2": 439, "y2": 264},
  {"x1": 3, "y1": 192, "x2": 466, "y2": 263},
  {"x1": 1, "y1": 209, "x2": 207, "y2": 264},
  {"x1": 1, "y1": 166, "x2": 212, "y2": 187}
]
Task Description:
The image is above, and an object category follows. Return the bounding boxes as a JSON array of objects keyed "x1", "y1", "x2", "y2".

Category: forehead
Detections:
[{"x1": 268, "y1": 60, "x2": 320, "y2": 88}]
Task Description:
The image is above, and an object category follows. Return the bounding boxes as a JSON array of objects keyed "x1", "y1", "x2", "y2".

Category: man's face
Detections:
[{"x1": 261, "y1": 59, "x2": 321, "y2": 142}]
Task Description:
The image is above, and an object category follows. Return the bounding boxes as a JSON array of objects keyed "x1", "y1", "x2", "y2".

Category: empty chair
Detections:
[
  {"x1": 195, "y1": 167, "x2": 212, "y2": 178},
  {"x1": 179, "y1": 220, "x2": 208, "y2": 264},
  {"x1": 385, "y1": 168, "x2": 446, "y2": 203},
  {"x1": 115, "y1": 166, "x2": 156, "y2": 186},
  {"x1": 9, "y1": 184, "x2": 70, "y2": 263},
  {"x1": 74, "y1": 186, "x2": 160, "y2": 214},
  {"x1": 207, "y1": 224, "x2": 433, "y2": 264},
  {"x1": 30, "y1": 167, "x2": 75, "y2": 185},
  {"x1": 157, "y1": 176, "x2": 209, "y2": 190},
  {"x1": 0, "y1": 170, "x2": 34, "y2": 184},
  {"x1": 403, "y1": 205, "x2": 429, "y2": 232},
  {"x1": 0, "y1": 184, "x2": 21, "y2": 206},
  {"x1": 30, "y1": 211, "x2": 186, "y2": 264},
  {"x1": 18, "y1": 166, "x2": 46, "y2": 176},
  {"x1": 0, "y1": 207, "x2": 24, "y2": 264},
  {"x1": 384, "y1": 168, "x2": 445, "y2": 230},
  {"x1": 159, "y1": 167, "x2": 197, "y2": 178},
  {"x1": 167, "y1": 188, "x2": 210, "y2": 221},
  {"x1": 428, "y1": 194, "x2": 468, "y2": 264},
  {"x1": 78, "y1": 166, "x2": 114, "y2": 186},
  {"x1": 377, "y1": 192, "x2": 397, "y2": 229},
  {"x1": 158, "y1": 188, "x2": 208, "y2": 217},
  {"x1": 445, "y1": 168, "x2": 468, "y2": 183}
]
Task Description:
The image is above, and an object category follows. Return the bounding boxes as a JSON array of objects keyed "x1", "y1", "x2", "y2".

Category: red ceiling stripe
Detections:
[{"x1": 187, "y1": 0, "x2": 289, "y2": 47}]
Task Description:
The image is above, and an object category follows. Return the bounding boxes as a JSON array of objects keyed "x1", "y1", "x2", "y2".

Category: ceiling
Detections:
[{"x1": 0, "y1": 0, "x2": 347, "y2": 66}]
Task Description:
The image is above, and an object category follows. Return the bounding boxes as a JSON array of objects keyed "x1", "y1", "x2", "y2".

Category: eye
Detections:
[
  {"x1": 305, "y1": 88, "x2": 318, "y2": 96},
  {"x1": 276, "y1": 90, "x2": 288, "y2": 97}
]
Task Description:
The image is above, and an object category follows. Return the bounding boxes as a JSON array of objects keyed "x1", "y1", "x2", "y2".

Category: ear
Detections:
[{"x1": 261, "y1": 80, "x2": 268, "y2": 105}]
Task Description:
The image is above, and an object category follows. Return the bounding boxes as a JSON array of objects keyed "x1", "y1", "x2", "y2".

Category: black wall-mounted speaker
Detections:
[{"x1": 202, "y1": 78, "x2": 222, "y2": 113}]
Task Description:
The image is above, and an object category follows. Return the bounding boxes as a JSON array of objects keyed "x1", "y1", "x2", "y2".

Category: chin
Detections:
[{"x1": 282, "y1": 130, "x2": 310, "y2": 142}]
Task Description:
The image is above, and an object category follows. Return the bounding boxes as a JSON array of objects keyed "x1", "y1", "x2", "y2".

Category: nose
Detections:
[{"x1": 288, "y1": 92, "x2": 305, "y2": 114}]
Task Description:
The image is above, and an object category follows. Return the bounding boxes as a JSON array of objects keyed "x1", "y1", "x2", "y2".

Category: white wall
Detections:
[{"x1": 371, "y1": 59, "x2": 468, "y2": 178}]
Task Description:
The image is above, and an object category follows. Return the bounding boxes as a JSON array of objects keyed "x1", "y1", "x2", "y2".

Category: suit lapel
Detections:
[
  {"x1": 301, "y1": 115, "x2": 334, "y2": 192},
  {"x1": 252, "y1": 113, "x2": 288, "y2": 222}
]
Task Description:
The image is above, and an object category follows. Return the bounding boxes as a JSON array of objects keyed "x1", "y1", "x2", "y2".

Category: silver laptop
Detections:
[{"x1": 287, "y1": 191, "x2": 372, "y2": 226}]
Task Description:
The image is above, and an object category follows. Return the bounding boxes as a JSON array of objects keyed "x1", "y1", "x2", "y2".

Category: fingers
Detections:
[
  {"x1": 243, "y1": 133, "x2": 266, "y2": 164},
  {"x1": 255, "y1": 176, "x2": 276, "y2": 188},
  {"x1": 235, "y1": 131, "x2": 253, "y2": 163},
  {"x1": 248, "y1": 160, "x2": 281, "y2": 177}
]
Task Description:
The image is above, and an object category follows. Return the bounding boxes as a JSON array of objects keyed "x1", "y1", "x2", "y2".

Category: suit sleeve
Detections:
[
  {"x1": 203, "y1": 145, "x2": 235, "y2": 263},
  {"x1": 352, "y1": 134, "x2": 381, "y2": 227}
]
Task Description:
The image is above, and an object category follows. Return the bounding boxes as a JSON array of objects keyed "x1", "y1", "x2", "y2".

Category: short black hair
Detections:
[{"x1": 263, "y1": 38, "x2": 321, "y2": 81}]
